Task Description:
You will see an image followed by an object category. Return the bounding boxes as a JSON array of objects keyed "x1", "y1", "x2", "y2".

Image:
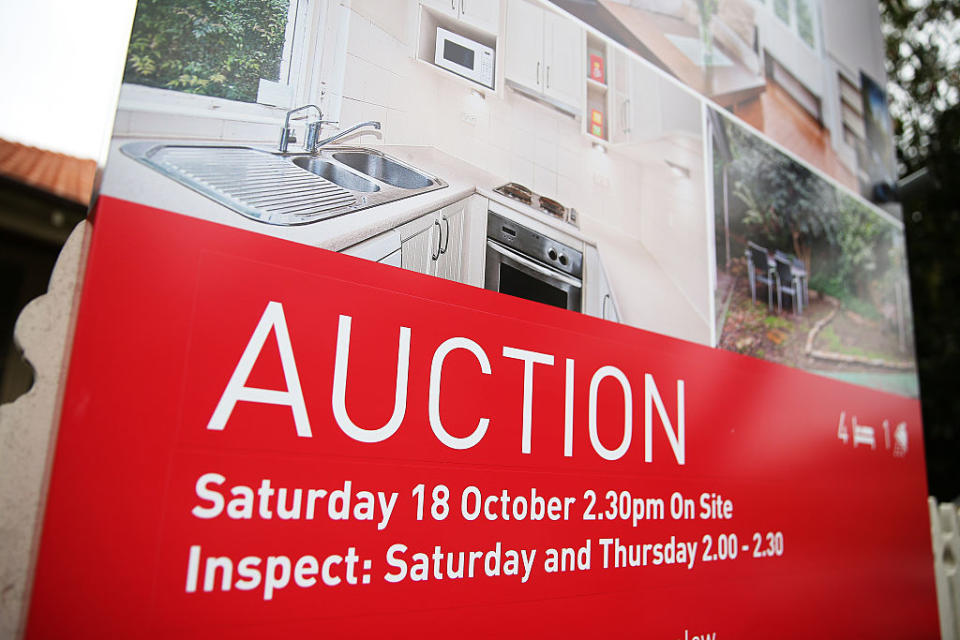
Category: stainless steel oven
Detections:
[{"x1": 484, "y1": 212, "x2": 583, "y2": 312}]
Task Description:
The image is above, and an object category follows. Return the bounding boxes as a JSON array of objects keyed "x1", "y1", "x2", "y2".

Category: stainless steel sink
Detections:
[
  {"x1": 291, "y1": 156, "x2": 380, "y2": 192},
  {"x1": 120, "y1": 143, "x2": 446, "y2": 226},
  {"x1": 333, "y1": 152, "x2": 433, "y2": 189}
]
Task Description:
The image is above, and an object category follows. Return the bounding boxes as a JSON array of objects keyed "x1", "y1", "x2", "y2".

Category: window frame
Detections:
[
  {"x1": 751, "y1": 0, "x2": 821, "y2": 53},
  {"x1": 117, "y1": 0, "x2": 342, "y2": 127}
]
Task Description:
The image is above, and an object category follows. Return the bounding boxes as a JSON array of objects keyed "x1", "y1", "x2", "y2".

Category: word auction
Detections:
[{"x1": 205, "y1": 302, "x2": 686, "y2": 463}]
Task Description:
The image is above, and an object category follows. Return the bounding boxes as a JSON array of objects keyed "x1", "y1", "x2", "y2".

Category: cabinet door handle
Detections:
[
  {"x1": 432, "y1": 220, "x2": 442, "y2": 260},
  {"x1": 546, "y1": 65, "x2": 550, "y2": 88},
  {"x1": 441, "y1": 217, "x2": 450, "y2": 254},
  {"x1": 536, "y1": 61, "x2": 541, "y2": 86},
  {"x1": 451, "y1": 0, "x2": 456, "y2": 11},
  {"x1": 602, "y1": 294, "x2": 611, "y2": 319},
  {"x1": 623, "y1": 98, "x2": 631, "y2": 134}
]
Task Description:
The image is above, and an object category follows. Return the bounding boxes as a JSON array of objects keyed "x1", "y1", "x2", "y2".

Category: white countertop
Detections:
[
  {"x1": 100, "y1": 138, "x2": 597, "y2": 253},
  {"x1": 100, "y1": 140, "x2": 506, "y2": 252}
]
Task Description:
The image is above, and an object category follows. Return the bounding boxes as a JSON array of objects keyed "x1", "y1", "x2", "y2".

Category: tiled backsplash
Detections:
[{"x1": 342, "y1": 3, "x2": 636, "y2": 230}]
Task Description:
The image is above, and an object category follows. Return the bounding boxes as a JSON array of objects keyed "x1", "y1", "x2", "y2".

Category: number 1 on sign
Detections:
[{"x1": 412, "y1": 483, "x2": 424, "y2": 520}]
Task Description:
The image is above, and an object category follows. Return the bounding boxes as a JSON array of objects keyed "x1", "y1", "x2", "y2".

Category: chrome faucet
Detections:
[
  {"x1": 314, "y1": 120, "x2": 382, "y2": 149},
  {"x1": 278, "y1": 104, "x2": 335, "y2": 153}
]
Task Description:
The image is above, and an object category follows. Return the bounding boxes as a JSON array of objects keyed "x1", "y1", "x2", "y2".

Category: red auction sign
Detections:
[{"x1": 26, "y1": 197, "x2": 938, "y2": 638}]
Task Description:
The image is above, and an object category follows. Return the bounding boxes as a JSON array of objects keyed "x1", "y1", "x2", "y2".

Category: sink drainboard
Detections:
[{"x1": 146, "y1": 146, "x2": 357, "y2": 225}]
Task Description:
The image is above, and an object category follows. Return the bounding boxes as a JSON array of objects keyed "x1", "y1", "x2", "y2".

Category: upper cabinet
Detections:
[
  {"x1": 610, "y1": 53, "x2": 703, "y2": 145},
  {"x1": 612, "y1": 53, "x2": 662, "y2": 144},
  {"x1": 504, "y1": 0, "x2": 543, "y2": 91},
  {"x1": 421, "y1": 0, "x2": 500, "y2": 35},
  {"x1": 417, "y1": 1, "x2": 501, "y2": 91},
  {"x1": 460, "y1": 0, "x2": 501, "y2": 34},
  {"x1": 504, "y1": 0, "x2": 584, "y2": 115},
  {"x1": 543, "y1": 10, "x2": 583, "y2": 109}
]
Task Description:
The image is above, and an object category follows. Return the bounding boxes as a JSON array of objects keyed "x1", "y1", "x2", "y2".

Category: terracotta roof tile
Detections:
[{"x1": 0, "y1": 138, "x2": 96, "y2": 205}]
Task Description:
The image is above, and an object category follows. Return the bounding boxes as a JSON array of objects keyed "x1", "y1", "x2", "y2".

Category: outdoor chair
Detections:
[
  {"x1": 746, "y1": 242, "x2": 774, "y2": 309},
  {"x1": 775, "y1": 250, "x2": 808, "y2": 308},
  {"x1": 773, "y1": 255, "x2": 802, "y2": 314}
]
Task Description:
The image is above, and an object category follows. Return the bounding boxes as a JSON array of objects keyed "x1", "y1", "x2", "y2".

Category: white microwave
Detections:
[{"x1": 434, "y1": 27, "x2": 494, "y2": 89}]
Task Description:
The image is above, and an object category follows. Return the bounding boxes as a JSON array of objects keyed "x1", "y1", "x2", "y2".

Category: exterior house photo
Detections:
[{"x1": 548, "y1": 0, "x2": 898, "y2": 203}]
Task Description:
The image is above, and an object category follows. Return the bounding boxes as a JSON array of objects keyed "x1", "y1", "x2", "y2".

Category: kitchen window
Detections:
[
  {"x1": 118, "y1": 0, "x2": 348, "y2": 126},
  {"x1": 124, "y1": 0, "x2": 305, "y2": 106}
]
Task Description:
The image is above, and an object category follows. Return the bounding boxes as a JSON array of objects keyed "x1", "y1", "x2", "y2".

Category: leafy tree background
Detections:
[
  {"x1": 881, "y1": 0, "x2": 960, "y2": 500},
  {"x1": 123, "y1": 0, "x2": 290, "y2": 102},
  {"x1": 726, "y1": 120, "x2": 838, "y2": 276},
  {"x1": 719, "y1": 118, "x2": 906, "y2": 328}
]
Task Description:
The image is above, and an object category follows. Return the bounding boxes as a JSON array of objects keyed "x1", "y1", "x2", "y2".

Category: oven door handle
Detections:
[{"x1": 487, "y1": 241, "x2": 583, "y2": 289}]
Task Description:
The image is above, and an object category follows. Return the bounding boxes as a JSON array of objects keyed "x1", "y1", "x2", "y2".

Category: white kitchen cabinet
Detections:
[
  {"x1": 584, "y1": 245, "x2": 620, "y2": 323},
  {"x1": 342, "y1": 194, "x2": 483, "y2": 285},
  {"x1": 611, "y1": 56, "x2": 699, "y2": 145},
  {"x1": 504, "y1": 0, "x2": 544, "y2": 91},
  {"x1": 601, "y1": 287, "x2": 620, "y2": 323},
  {"x1": 460, "y1": 194, "x2": 488, "y2": 287},
  {"x1": 631, "y1": 62, "x2": 665, "y2": 143},
  {"x1": 421, "y1": 0, "x2": 500, "y2": 34},
  {"x1": 611, "y1": 48, "x2": 633, "y2": 144},
  {"x1": 611, "y1": 54, "x2": 664, "y2": 145},
  {"x1": 504, "y1": 0, "x2": 583, "y2": 114},
  {"x1": 380, "y1": 249, "x2": 402, "y2": 268},
  {"x1": 435, "y1": 201, "x2": 466, "y2": 283},
  {"x1": 422, "y1": 0, "x2": 458, "y2": 20},
  {"x1": 459, "y1": 0, "x2": 500, "y2": 33},
  {"x1": 543, "y1": 9, "x2": 583, "y2": 109},
  {"x1": 401, "y1": 219, "x2": 440, "y2": 276},
  {"x1": 396, "y1": 199, "x2": 472, "y2": 283},
  {"x1": 341, "y1": 228, "x2": 402, "y2": 262}
]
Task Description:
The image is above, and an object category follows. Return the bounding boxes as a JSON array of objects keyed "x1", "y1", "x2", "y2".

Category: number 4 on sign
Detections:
[{"x1": 837, "y1": 411, "x2": 849, "y2": 444}]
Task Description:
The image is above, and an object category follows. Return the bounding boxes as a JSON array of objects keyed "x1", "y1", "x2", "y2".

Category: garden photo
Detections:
[{"x1": 708, "y1": 107, "x2": 917, "y2": 396}]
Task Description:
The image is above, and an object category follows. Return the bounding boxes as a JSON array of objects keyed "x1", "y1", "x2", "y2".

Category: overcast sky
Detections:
[{"x1": 0, "y1": 0, "x2": 136, "y2": 160}]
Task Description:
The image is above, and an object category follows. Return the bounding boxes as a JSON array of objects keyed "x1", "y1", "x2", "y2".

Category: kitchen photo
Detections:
[
  {"x1": 546, "y1": 0, "x2": 899, "y2": 205},
  {"x1": 103, "y1": 0, "x2": 717, "y2": 346},
  {"x1": 706, "y1": 106, "x2": 918, "y2": 396}
]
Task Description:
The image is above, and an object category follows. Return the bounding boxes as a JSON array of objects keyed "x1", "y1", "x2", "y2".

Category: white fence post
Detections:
[{"x1": 930, "y1": 496, "x2": 960, "y2": 640}]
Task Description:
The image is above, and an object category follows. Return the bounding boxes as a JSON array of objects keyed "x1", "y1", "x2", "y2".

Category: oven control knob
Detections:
[
  {"x1": 559, "y1": 254, "x2": 568, "y2": 266},
  {"x1": 548, "y1": 248, "x2": 558, "y2": 262}
]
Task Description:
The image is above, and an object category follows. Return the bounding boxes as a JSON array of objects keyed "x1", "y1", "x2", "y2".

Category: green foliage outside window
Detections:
[{"x1": 123, "y1": 0, "x2": 291, "y2": 103}]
